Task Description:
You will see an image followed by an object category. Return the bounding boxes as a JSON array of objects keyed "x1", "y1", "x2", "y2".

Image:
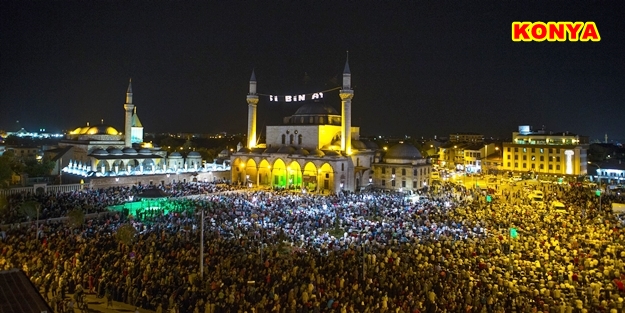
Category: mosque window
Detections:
[
  {"x1": 401, "y1": 169, "x2": 406, "y2": 176},
  {"x1": 357, "y1": 158, "x2": 360, "y2": 166},
  {"x1": 413, "y1": 181, "x2": 417, "y2": 188},
  {"x1": 289, "y1": 134, "x2": 294, "y2": 145},
  {"x1": 320, "y1": 117, "x2": 325, "y2": 124},
  {"x1": 556, "y1": 165, "x2": 560, "y2": 170},
  {"x1": 382, "y1": 167, "x2": 386, "y2": 174},
  {"x1": 341, "y1": 163, "x2": 344, "y2": 171},
  {"x1": 309, "y1": 117, "x2": 314, "y2": 124},
  {"x1": 282, "y1": 134, "x2": 286, "y2": 145},
  {"x1": 401, "y1": 181, "x2": 406, "y2": 187},
  {"x1": 413, "y1": 169, "x2": 417, "y2": 176},
  {"x1": 298, "y1": 134, "x2": 302, "y2": 145},
  {"x1": 391, "y1": 180, "x2": 396, "y2": 187},
  {"x1": 391, "y1": 168, "x2": 396, "y2": 175},
  {"x1": 382, "y1": 180, "x2": 386, "y2": 186}
]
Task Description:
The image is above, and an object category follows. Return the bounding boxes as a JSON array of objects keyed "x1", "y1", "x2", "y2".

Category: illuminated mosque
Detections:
[
  {"x1": 57, "y1": 80, "x2": 228, "y2": 181},
  {"x1": 231, "y1": 58, "x2": 432, "y2": 193},
  {"x1": 231, "y1": 59, "x2": 371, "y2": 192}
]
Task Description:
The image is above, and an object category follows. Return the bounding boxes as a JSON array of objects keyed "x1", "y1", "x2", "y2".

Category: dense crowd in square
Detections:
[{"x1": 1, "y1": 179, "x2": 624, "y2": 313}]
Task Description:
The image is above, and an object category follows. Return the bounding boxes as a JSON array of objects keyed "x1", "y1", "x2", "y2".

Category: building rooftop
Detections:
[{"x1": 0, "y1": 269, "x2": 53, "y2": 313}]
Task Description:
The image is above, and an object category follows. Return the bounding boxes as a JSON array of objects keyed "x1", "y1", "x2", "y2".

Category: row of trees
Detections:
[{"x1": 0, "y1": 150, "x2": 56, "y2": 188}]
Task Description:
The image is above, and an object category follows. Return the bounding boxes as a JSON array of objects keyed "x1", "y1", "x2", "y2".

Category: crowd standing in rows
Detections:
[{"x1": 0, "y1": 178, "x2": 624, "y2": 313}]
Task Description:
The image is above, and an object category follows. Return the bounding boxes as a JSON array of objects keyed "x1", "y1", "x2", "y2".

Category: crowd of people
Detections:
[
  {"x1": 0, "y1": 180, "x2": 237, "y2": 224},
  {"x1": 0, "y1": 179, "x2": 624, "y2": 313}
]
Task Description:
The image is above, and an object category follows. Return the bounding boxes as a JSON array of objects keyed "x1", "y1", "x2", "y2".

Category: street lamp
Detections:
[{"x1": 588, "y1": 162, "x2": 602, "y2": 213}]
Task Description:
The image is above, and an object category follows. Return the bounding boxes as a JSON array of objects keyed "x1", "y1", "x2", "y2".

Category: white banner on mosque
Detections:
[{"x1": 268, "y1": 92, "x2": 324, "y2": 103}]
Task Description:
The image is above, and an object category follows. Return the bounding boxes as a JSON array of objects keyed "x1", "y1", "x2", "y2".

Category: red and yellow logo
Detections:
[{"x1": 512, "y1": 22, "x2": 600, "y2": 42}]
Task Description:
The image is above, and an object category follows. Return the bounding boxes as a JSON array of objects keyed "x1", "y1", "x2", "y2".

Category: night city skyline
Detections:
[{"x1": 1, "y1": 1, "x2": 624, "y2": 141}]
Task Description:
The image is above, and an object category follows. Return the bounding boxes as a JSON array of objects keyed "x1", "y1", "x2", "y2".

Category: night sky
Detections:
[{"x1": 1, "y1": 1, "x2": 624, "y2": 141}]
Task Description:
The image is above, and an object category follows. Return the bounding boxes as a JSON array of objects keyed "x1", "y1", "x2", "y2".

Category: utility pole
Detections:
[{"x1": 200, "y1": 206, "x2": 204, "y2": 279}]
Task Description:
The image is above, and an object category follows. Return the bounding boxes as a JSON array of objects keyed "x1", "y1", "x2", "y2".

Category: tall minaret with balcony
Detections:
[
  {"x1": 123, "y1": 78, "x2": 134, "y2": 147},
  {"x1": 247, "y1": 70, "x2": 259, "y2": 148},
  {"x1": 340, "y1": 55, "x2": 354, "y2": 154}
]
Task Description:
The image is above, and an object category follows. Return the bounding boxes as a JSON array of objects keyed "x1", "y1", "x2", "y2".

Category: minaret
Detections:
[
  {"x1": 247, "y1": 70, "x2": 259, "y2": 148},
  {"x1": 123, "y1": 78, "x2": 135, "y2": 147},
  {"x1": 339, "y1": 54, "x2": 354, "y2": 154}
]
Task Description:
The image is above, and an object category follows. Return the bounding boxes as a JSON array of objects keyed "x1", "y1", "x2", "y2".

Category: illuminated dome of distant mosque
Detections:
[{"x1": 70, "y1": 125, "x2": 119, "y2": 135}]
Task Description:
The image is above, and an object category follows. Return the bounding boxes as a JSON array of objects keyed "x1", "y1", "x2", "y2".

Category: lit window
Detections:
[{"x1": 523, "y1": 163, "x2": 527, "y2": 168}]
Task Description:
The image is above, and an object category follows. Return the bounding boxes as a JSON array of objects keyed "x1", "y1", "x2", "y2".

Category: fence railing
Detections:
[{"x1": 0, "y1": 184, "x2": 84, "y2": 197}]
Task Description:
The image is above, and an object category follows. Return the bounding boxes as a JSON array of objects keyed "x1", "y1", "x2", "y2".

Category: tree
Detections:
[
  {"x1": 23, "y1": 156, "x2": 55, "y2": 177},
  {"x1": 0, "y1": 195, "x2": 8, "y2": 217},
  {"x1": 115, "y1": 224, "x2": 137, "y2": 246},
  {"x1": 67, "y1": 208, "x2": 85, "y2": 228},
  {"x1": 20, "y1": 200, "x2": 41, "y2": 221},
  {"x1": 0, "y1": 156, "x2": 12, "y2": 188}
]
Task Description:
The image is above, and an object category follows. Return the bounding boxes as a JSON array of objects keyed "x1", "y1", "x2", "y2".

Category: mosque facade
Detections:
[
  {"x1": 56, "y1": 80, "x2": 229, "y2": 184},
  {"x1": 231, "y1": 58, "x2": 432, "y2": 193}
]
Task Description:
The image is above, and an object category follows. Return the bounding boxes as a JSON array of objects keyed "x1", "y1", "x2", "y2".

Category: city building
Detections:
[
  {"x1": 371, "y1": 142, "x2": 432, "y2": 191},
  {"x1": 449, "y1": 132, "x2": 484, "y2": 143},
  {"x1": 501, "y1": 125, "x2": 588, "y2": 177},
  {"x1": 231, "y1": 58, "x2": 378, "y2": 193}
]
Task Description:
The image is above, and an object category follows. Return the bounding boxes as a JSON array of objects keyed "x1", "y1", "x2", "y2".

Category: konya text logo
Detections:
[{"x1": 512, "y1": 22, "x2": 600, "y2": 42}]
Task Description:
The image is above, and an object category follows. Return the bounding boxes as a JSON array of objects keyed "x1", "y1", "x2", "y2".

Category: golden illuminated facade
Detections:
[
  {"x1": 232, "y1": 58, "x2": 377, "y2": 193},
  {"x1": 501, "y1": 126, "x2": 588, "y2": 177}
]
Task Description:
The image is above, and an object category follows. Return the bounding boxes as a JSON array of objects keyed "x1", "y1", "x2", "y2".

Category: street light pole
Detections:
[
  {"x1": 588, "y1": 162, "x2": 602, "y2": 213},
  {"x1": 200, "y1": 206, "x2": 204, "y2": 279}
]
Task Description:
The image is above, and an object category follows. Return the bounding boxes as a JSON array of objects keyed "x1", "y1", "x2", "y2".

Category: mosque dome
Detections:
[
  {"x1": 286, "y1": 103, "x2": 341, "y2": 125},
  {"x1": 294, "y1": 148, "x2": 309, "y2": 156},
  {"x1": 122, "y1": 148, "x2": 137, "y2": 155},
  {"x1": 169, "y1": 152, "x2": 182, "y2": 158},
  {"x1": 351, "y1": 140, "x2": 367, "y2": 150},
  {"x1": 264, "y1": 146, "x2": 279, "y2": 154},
  {"x1": 237, "y1": 147, "x2": 251, "y2": 153},
  {"x1": 85, "y1": 125, "x2": 119, "y2": 135},
  {"x1": 138, "y1": 148, "x2": 152, "y2": 155},
  {"x1": 108, "y1": 149, "x2": 123, "y2": 156},
  {"x1": 323, "y1": 150, "x2": 340, "y2": 157},
  {"x1": 91, "y1": 149, "x2": 108, "y2": 156},
  {"x1": 187, "y1": 151, "x2": 201, "y2": 157},
  {"x1": 277, "y1": 146, "x2": 295, "y2": 154},
  {"x1": 219, "y1": 149, "x2": 229, "y2": 155},
  {"x1": 363, "y1": 140, "x2": 379, "y2": 150},
  {"x1": 385, "y1": 143, "x2": 422, "y2": 160},
  {"x1": 309, "y1": 148, "x2": 325, "y2": 157}
]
